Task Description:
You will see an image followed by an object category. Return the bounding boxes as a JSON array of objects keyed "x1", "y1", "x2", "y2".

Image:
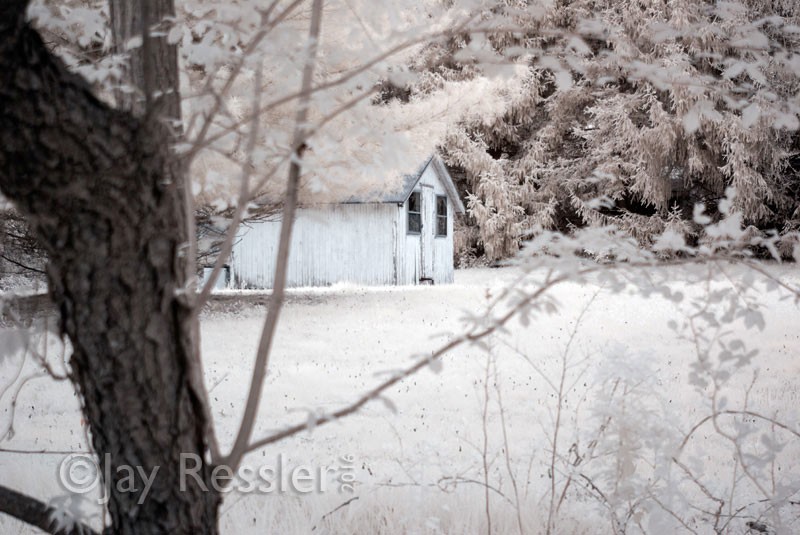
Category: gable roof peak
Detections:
[{"x1": 349, "y1": 154, "x2": 465, "y2": 214}]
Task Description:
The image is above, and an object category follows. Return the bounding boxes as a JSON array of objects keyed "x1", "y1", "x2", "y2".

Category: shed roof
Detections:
[{"x1": 345, "y1": 155, "x2": 465, "y2": 214}]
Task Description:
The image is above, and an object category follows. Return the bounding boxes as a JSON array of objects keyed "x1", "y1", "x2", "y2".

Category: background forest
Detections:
[
  {"x1": 389, "y1": 0, "x2": 800, "y2": 264},
  {"x1": 1, "y1": 0, "x2": 799, "y2": 281}
]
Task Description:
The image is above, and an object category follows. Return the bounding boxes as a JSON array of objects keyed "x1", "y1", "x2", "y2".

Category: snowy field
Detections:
[{"x1": 1, "y1": 265, "x2": 799, "y2": 534}]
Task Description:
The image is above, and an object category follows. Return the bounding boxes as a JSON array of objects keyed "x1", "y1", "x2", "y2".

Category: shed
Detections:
[{"x1": 230, "y1": 155, "x2": 465, "y2": 288}]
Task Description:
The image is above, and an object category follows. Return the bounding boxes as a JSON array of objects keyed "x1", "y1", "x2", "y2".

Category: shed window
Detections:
[
  {"x1": 407, "y1": 191, "x2": 421, "y2": 234},
  {"x1": 436, "y1": 196, "x2": 448, "y2": 237}
]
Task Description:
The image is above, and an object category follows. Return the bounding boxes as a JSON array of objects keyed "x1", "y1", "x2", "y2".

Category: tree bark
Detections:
[
  {"x1": 0, "y1": 2, "x2": 219, "y2": 533},
  {"x1": 108, "y1": 0, "x2": 181, "y2": 120}
]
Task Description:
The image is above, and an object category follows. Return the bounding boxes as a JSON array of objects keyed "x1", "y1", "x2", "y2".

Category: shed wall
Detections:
[
  {"x1": 396, "y1": 163, "x2": 455, "y2": 285},
  {"x1": 232, "y1": 204, "x2": 397, "y2": 288}
]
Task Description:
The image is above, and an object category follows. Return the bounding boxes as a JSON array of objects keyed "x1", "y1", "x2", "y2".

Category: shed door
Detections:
[{"x1": 421, "y1": 185, "x2": 435, "y2": 280}]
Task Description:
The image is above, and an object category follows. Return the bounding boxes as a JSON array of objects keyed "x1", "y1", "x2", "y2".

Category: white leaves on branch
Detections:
[
  {"x1": 652, "y1": 229, "x2": 689, "y2": 255},
  {"x1": 405, "y1": 0, "x2": 800, "y2": 260},
  {"x1": 24, "y1": 0, "x2": 800, "y2": 262},
  {"x1": 180, "y1": 0, "x2": 463, "y2": 212},
  {"x1": 124, "y1": 36, "x2": 143, "y2": 51},
  {"x1": 741, "y1": 103, "x2": 761, "y2": 128},
  {"x1": 47, "y1": 494, "x2": 93, "y2": 535}
]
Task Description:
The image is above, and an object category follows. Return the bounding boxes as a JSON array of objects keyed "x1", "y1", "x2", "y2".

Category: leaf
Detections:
[
  {"x1": 718, "y1": 350, "x2": 734, "y2": 362},
  {"x1": 379, "y1": 396, "x2": 397, "y2": 414},
  {"x1": 167, "y1": 26, "x2": 183, "y2": 45},
  {"x1": 48, "y1": 495, "x2": 90, "y2": 534},
  {"x1": 566, "y1": 36, "x2": 591, "y2": 56},
  {"x1": 653, "y1": 229, "x2": 687, "y2": 252},
  {"x1": 471, "y1": 339, "x2": 490, "y2": 352},
  {"x1": 554, "y1": 69, "x2": 573, "y2": 91},
  {"x1": 743, "y1": 309, "x2": 765, "y2": 331},
  {"x1": 741, "y1": 103, "x2": 760, "y2": 127},
  {"x1": 773, "y1": 112, "x2": 800, "y2": 130},
  {"x1": 692, "y1": 203, "x2": 711, "y2": 225},
  {"x1": 682, "y1": 109, "x2": 701, "y2": 134},
  {"x1": 125, "y1": 36, "x2": 143, "y2": 51},
  {"x1": 722, "y1": 61, "x2": 746, "y2": 79},
  {"x1": 306, "y1": 411, "x2": 318, "y2": 432},
  {"x1": 0, "y1": 328, "x2": 28, "y2": 363}
]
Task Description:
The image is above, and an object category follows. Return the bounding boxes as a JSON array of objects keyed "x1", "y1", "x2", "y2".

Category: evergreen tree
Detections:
[{"x1": 400, "y1": 0, "x2": 800, "y2": 261}]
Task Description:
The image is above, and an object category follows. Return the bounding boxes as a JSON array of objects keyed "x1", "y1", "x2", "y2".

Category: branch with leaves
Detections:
[{"x1": 0, "y1": 484, "x2": 97, "y2": 535}]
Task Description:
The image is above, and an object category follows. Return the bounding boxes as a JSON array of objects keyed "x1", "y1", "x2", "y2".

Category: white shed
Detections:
[{"x1": 230, "y1": 155, "x2": 465, "y2": 288}]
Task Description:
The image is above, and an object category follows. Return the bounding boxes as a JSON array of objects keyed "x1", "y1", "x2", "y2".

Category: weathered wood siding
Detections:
[
  {"x1": 396, "y1": 163, "x2": 455, "y2": 285},
  {"x1": 232, "y1": 204, "x2": 397, "y2": 288},
  {"x1": 231, "y1": 162, "x2": 457, "y2": 288}
]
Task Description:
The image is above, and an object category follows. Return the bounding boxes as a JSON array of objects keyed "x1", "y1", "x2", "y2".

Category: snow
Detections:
[{"x1": 1, "y1": 265, "x2": 799, "y2": 533}]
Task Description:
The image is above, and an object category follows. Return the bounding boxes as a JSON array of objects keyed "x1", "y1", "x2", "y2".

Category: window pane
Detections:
[
  {"x1": 436, "y1": 196, "x2": 447, "y2": 217},
  {"x1": 408, "y1": 191, "x2": 420, "y2": 213},
  {"x1": 437, "y1": 215, "x2": 447, "y2": 236},
  {"x1": 436, "y1": 196, "x2": 447, "y2": 236},
  {"x1": 408, "y1": 213, "x2": 422, "y2": 233},
  {"x1": 408, "y1": 191, "x2": 421, "y2": 234}
]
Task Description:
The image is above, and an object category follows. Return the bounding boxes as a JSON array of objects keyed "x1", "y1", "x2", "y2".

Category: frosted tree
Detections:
[
  {"x1": 396, "y1": 0, "x2": 800, "y2": 260},
  {"x1": 0, "y1": 0, "x2": 501, "y2": 532}
]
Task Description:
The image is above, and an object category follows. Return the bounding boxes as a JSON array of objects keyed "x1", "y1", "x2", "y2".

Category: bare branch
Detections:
[
  {"x1": 0, "y1": 372, "x2": 47, "y2": 441},
  {"x1": 242, "y1": 268, "x2": 575, "y2": 453},
  {"x1": 0, "y1": 447, "x2": 90, "y2": 455},
  {"x1": 191, "y1": 52, "x2": 378, "y2": 309},
  {"x1": 437, "y1": 476, "x2": 515, "y2": 507},
  {"x1": 311, "y1": 496, "x2": 360, "y2": 531},
  {"x1": 0, "y1": 252, "x2": 46, "y2": 275},
  {"x1": 480, "y1": 345, "x2": 493, "y2": 535},
  {"x1": 183, "y1": 0, "x2": 307, "y2": 163},
  {"x1": 493, "y1": 366, "x2": 524, "y2": 535},
  {"x1": 241, "y1": 254, "x2": 790, "y2": 454},
  {"x1": 224, "y1": 0, "x2": 325, "y2": 472},
  {"x1": 677, "y1": 410, "x2": 800, "y2": 454},
  {"x1": 194, "y1": 62, "x2": 263, "y2": 309}
]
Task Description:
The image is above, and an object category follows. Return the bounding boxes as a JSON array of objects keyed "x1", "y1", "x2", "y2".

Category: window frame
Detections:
[
  {"x1": 407, "y1": 191, "x2": 422, "y2": 235},
  {"x1": 435, "y1": 195, "x2": 448, "y2": 237}
]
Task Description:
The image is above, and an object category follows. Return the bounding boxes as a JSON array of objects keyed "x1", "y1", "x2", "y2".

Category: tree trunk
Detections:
[
  {"x1": 0, "y1": 2, "x2": 219, "y2": 533},
  {"x1": 108, "y1": 0, "x2": 182, "y2": 120}
]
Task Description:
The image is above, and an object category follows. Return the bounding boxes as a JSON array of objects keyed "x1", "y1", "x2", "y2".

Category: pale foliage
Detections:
[
  {"x1": 395, "y1": 0, "x2": 800, "y2": 260},
  {"x1": 26, "y1": 1, "x2": 800, "y2": 247}
]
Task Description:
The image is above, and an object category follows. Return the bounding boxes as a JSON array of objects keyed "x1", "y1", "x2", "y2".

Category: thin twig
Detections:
[
  {"x1": 183, "y1": 0, "x2": 306, "y2": 162},
  {"x1": 311, "y1": 496, "x2": 360, "y2": 531},
  {"x1": 677, "y1": 410, "x2": 800, "y2": 453},
  {"x1": 224, "y1": 0, "x2": 325, "y2": 472},
  {"x1": 0, "y1": 253, "x2": 45, "y2": 275},
  {"x1": 494, "y1": 370, "x2": 524, "y2": 535},
  {"x1": 238, "y1": 256, "x2": 793, "y2": 459},
  {"x1": 481, "y1": 341, "x2": 493, "y2": 535},
  {"x1": 195, "y1": 62, "x2": 263, "y2": 308}
]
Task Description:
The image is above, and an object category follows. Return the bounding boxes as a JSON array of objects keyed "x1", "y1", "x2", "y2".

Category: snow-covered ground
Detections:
[{"x1": 1, "y1": 265, "x2": 799, "y2": 533}]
